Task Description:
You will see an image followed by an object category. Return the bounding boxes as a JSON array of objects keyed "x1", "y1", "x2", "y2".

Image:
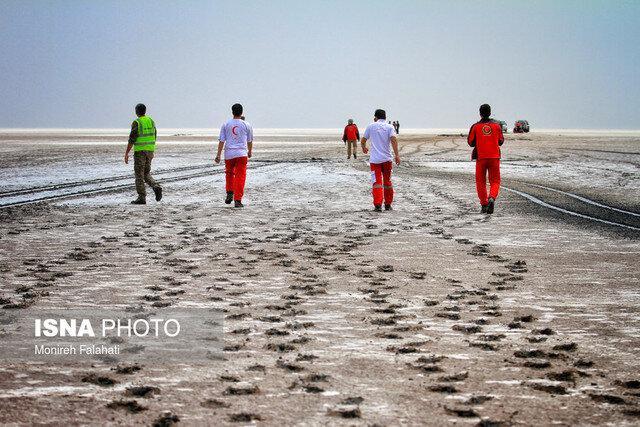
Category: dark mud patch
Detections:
[
  {"x1": 266, "y1": 342, "x2": 296, "y2": 352},
  {"x1": 438, "y1": 371, "x2": 469, "y2": 382},
  {"x1": 452, "y1": 324, "x2": 482, "y2": 334},
  {"x1": 445, "y1": 406, "x2": 479, "y2": 418},
  {"x1": 224, "y1": 383, "x2": 260, "y2": 395},
  {"x1": 528, "y1": 383, "x2": 568, "y2": 395},
  {"x1": 112, "y1": 364, "x2": 142, "y2": 374},
  {"x1": 574, "y1": 359, "x2": 594, "y2": 368},
  {"x1": 276, "y1": 360, "x2": 305, "y2": 372},
  {"x1": 522, "y1": 360, "x2": 552, "y2": 369},
  {"x1": 327, "y1": 405, "x2": 362, "y2": 419},
  {"x1": 531, "y1": 327, "x2": 555, "y2": 335},
  {"x1": 106, "y1": 399, "x2": 148, "y2": 413},
  {"x1": 615, "y1": 379, "x2": 640, "y2": 389},
  {"x1": 228, "y1": 413, "x2": 263, "y2": 422},
  {"x1": 465, "y1": 395, "x2": 493, "y2": 405},
  {"x1": 514, "y1": 349, "x2": 546, "y2": 358},
  {"x1": 125, "y1": 386, "x2": 160, "y2": 398},
  {"x1": 201, "y1": 399, "x2": 230, "y2": 409},
  {"x1": 152, "y1": 412, "x2": 180, "y2": 427},
  {"x1": 304, "y1": 373, "x2": 330, "y2": 382},
  {"x1": 589, "y1": 394, "x2": 626, "y2": 405},
  {"x1": 469, "y1": 342, "x2": 497, "y2": 351},
  {"x1": 428, "y1": 384, "x2": 458, "y2": 394},
  {"x1": 552, "y1": 342, "x2": 577, "y2": 352},
  {"x1": 546, "y1": 370, "x2": 579, "y2": 382},
  {"x1": 81, "y1": 374, "x2": 117, "y2": 386}
]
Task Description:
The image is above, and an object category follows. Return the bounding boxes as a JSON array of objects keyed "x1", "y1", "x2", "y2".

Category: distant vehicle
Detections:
[
  {"x1": 513, "y1": 120, "x2": 530, "y2": 133},
  {"x1": 496, "y1": 120, "x2": 508, "y2": 133}
]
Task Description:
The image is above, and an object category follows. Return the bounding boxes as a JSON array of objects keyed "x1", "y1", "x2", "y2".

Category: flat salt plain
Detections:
[{"x1": 0, "y1": 129, "x2": 638, "y2": 425}]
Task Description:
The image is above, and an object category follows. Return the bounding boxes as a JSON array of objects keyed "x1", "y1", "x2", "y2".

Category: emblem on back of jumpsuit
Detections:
[{"x1": 482, "y1": 124, "x2": 492, "y2": 135}]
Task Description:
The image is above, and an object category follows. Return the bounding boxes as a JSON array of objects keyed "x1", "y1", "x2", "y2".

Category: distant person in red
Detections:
[
  {"x1": 215, "y1": 103, "x2": 253, "y2": 208},
  {"x1": 342, "y1": 119, "x2": 360, "y2": 159},
  {"x1": 467, "y1": 104, "x2": 504, "y2": 214}
]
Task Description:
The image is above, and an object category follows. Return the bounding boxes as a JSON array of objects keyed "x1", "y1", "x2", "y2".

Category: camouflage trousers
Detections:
[
  {"x1": 133, "y1": 151, "x2": 159, "y2": 197},
  {"x1": 346, "y1": 140, "x2": 358, "y2": 158}
]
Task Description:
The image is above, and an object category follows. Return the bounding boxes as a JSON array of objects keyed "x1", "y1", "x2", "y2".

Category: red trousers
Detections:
[
  {"x1": 475, "y1": 158, "x2": 500, "y2": 205},
  {"x1": 370, "y1": 161, "x2": 393, "y2": 206},
  {"x1": 225, "y1": 156, "x2": 248, "y2": 201}
]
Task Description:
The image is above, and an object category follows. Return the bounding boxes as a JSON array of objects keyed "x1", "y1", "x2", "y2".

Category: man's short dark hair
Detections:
[
  {"x1": 232, "y1": 103, "x2": 243, "y2": 116},
  {"x1": 374, "y1": 109, "x2": 386, "y2": 120},
  {"x1": 479, "y1": 104, "x2": 491, "y2": 119},
  {"x1": 135, "y1": 103, "x2": 146, "y2": 116}
]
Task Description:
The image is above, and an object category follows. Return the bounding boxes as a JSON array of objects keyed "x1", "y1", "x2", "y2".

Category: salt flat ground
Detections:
[{"x1": 0, "y1": 130, "x2": 639, "y2": 426}]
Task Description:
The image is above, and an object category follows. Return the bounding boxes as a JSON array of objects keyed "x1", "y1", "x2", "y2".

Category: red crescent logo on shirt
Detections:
[
  {"x1": 482, "y1": 124, "x2": 492, "y2": 135},
  {"x1": 232, "y1": 126, "x2": 238, "y2": 136}
]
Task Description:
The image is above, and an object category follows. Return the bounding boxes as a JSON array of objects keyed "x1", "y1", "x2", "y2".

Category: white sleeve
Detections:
[
  {"x1": 363, "y1": 125, "x2": 371, "y2": 139},
  {"x1": 218, "y1": 124, "x2": 226, "y2": 142},
  {"x1": 247, "y1": 123, "x2": 254, "y2": 142}
]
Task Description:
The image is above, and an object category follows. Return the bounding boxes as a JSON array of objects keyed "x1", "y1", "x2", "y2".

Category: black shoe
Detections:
[
  {"x1": 384, "y1": 204, "x2": 392, "y2": 211},
  {"x1": 374, "y1": 205, "x2": 382, "y2": 212},
  {"x1": 354, "y1": 154, "x2": 357, "y2": 159},
  {"x1": 153, "y1": 186, "x2": 162, "y2": 202},
  {"x1": 131, "y1": 197, "x2": 146, "y2": 205},
  {"x1": 487, "y1": 198, "x2": 495, "y2": 214},
  {"x1": 234, "y1": 200, "x2": 244, "y2": 208},
  {"x1": 481, "y1": 205, "x2": 488, "y2": 214},
  {"x1": 225, "y1": 191, "x2": 234, "y2": 204}
]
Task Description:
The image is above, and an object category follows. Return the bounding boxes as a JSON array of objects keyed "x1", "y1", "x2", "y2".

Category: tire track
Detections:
[
  {"x1": 0, "y1": 162, "x2": 275, "y2": 209},
  {"x1": 519, "y1": 183, "x2": 640, "y2": 217},
  {"x1": 403, "y1": 140, "x2": 640, "y2": 232},
  {"x1": 503, "y1": 187, "x2": 640, "y2": 231},
  {"x1": 0, "y1": 163, "x2": 216, "y2": 198}
]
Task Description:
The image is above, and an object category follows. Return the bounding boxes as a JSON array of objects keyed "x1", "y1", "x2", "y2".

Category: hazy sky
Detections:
[{"x1": 1, "y1": 0, "x2": 638, "y2": 129}]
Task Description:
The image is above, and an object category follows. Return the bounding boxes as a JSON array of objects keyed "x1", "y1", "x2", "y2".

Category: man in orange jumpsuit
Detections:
[{"x1": 467, "y1": 104, "x2": 504, "y2": 214}]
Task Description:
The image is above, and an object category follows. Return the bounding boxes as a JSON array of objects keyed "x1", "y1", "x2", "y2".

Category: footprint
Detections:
[
  {"x1": 200, "y1": 399, "x2": 230, "y2": 409},
  {"x1": 589, "y1": 394, "x2": 626, "y2": 405},
  {"x1": 125, "y1": 386, "x2": 160, "y2": 398},
  {"x1": 428, "y1": 384, "x2": 458, "y2": 394},
  {"x1": 81, "y1": 374, "x2": 117, "y2": 386},
  {"x1": 106, "y1": 399, "x2": 147, "y2": 413},
  {"x1": 152, "y1": 412, "x2": 180, "y2": 427},
  {"x1": 445, "y1": 406, "x2": 478, "y2": 418},
  {"x1": 228, "y1": 413, "x2": 263, "y2": 422},
  {"x1": 223, "y1": 383, "x2": 260, "y2": 395},
  {"x1": 528, "y1": 383, "x2": 567, "y2": 395}
]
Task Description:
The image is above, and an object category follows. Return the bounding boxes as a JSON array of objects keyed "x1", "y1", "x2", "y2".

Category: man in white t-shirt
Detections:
[
  {"x1": 215, "y1": 103, "x2": 254, "y2": 208},
  {"x1": 361, "y1": 109, "x2": 400, "y2": 212}
]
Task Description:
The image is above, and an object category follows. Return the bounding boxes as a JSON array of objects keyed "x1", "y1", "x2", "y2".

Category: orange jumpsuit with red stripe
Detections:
[{"x1": 467, "y1": 120, "x2": 504, "y2": 206}]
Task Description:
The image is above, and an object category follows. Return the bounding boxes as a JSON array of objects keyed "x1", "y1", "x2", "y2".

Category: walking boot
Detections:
[
  {"x1": 487, "y1": 198, "x2": 495, "y2": 214},
  {"x1": 481, "y1": 204, "x2": 488, "y2": 214},
  {"x1": 131, "y1": 197, "x2": 146, "y2": 205},
  {"x1": 374, "y1": 205, "x2": 382, "y2": 212},
  {"x1": 225, "y1": 191, "x2": 234, "y2": 204},
  {"x1": 384, "y1": 204, "x2": 393, "y2": 211},
  {"x1": 234, "y1": 200, "x2": 244, "y2": 208},
  {"x1": 153, "y1": 186, "x2": 163, "y2": 202}
]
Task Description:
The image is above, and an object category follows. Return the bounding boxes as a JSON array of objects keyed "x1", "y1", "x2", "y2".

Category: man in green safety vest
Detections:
[{"x1": 124, "y1": 103, "x2": 163, "y2": 204}]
